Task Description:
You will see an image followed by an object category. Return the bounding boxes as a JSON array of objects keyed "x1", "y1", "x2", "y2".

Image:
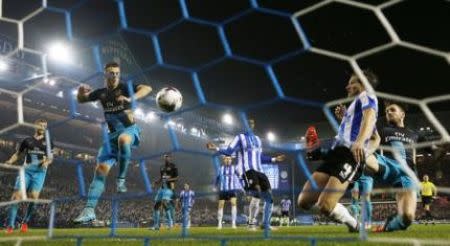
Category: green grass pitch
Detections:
[{"x1": 1, "y1": 224, "x2": 449, "y2": 246}]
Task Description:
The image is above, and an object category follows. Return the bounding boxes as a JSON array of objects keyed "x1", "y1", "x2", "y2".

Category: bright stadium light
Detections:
[
  {"x1": 135, "y1": 108, "x2": 144, "y2": 118},
  {"x1": 145, "y1": 112, "x2": 157, "y2": 122},
  {"x1": 222, "y1": 113, "x2": 233, "y2": 125},
  {"x1": 47, "y1": 42, "x2": 73, "y2": 64},
  {"x1": 0, "y1": 60, "x2": 8, "y2": 71},
  {"x1": 191, "y1": 127, "x2": 198, "y2": 135},
  {"x1": 267, "y1": 131, "x2": 276, "y2": 142}
]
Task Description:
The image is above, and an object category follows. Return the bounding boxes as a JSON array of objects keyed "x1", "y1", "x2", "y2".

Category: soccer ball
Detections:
[{"x1": 156, "y1": 87, "x2": 183, "y2": 112}]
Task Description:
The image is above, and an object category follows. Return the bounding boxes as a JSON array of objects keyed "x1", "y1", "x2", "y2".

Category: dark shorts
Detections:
[
  {"x1": 422, "y1": 196, "x2": 433, "y2": 206},
  {"x1": 219, "y1": 190, "x2": 237, "y2": 201},
  {"x1": 315, "y1": 146, "x2": 363, "y2": 183},
  {"x1": 281, "y1": 211, "x2": 289, "y2": 217},
  {"x1": 242, "y1": 169, "x2": 271, "y2": 192}
]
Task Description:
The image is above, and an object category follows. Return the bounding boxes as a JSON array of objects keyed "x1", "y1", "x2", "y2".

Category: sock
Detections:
[
  {"x1": 426, "y1": 211, "x2": 432, "y2": 220},
  {"x1": 262, "y1": 192, "x2": 273, "y2": 228},
  {"x1": 263, "y1": 202, "x2": 273, "y2": 228},
  {"x1": 365, "y1": 200, "x2": 373, "y2": 224},
  {"x1": 169, "y1": 201, "x2": 176, "y2": 224},
  {"x1": 217, "y1": 207, "x2": 223, "y2": 225},
  {"x1": 153, "y1": 210, "x2": 160, "y2": 228},
  {"x1": 350, "y1": 197, "x2": 360, "y2": 219},
  {"x1": 86, "y1": 172, "x2": 106, "y2": 209},
  {"x1": 118, "y1": 143, "x2": 131, "y2": 179},
  {"x1": 165, "y1": 207, "x2": 173, "y2": 227},
  {"x1": 252, "y1": 198, "x2": 260, "y2": 224},
  {"x1": 231, "y1": 206, "x2": 237, "y2": 226},
  {"x1": 329, "y1": 203, "x2": 357, "y2": 229},
  {"x1": 249, "y1": 198, "x2": 259, "y2": 224},
  {"x1": 385, "y1": 214, "x2": 407, "y2": 231},
  {"x1": 8, "y1": 204, "x2": 19, "y2": 228},
  {"x1": 23, "y1": 202, "x2": 36, "y2": 223}
]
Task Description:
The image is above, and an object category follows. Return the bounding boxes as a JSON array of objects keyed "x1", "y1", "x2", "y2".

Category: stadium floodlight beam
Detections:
[
  {"x1": 222, "y1": 113, "x2": 234, "y2": 125},
  {"x1": 0, "y1": 60, "x2": 8, "y2": 71},
  {"x1": 267, "y1": 131, "x2": 276, "y2": 142},
  {"x1": 47, "y1": 41, "x2": 73, "y2": 64}
]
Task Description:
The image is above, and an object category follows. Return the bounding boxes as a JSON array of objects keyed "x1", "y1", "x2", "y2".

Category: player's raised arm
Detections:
[
  {"x1": 77, "y1": 85, "x2": 94, "y2": 103},
  {"x1": 133, "y1": 84, "x2": 152, "y2": 101},
  {"x1": 5, "y1": 139, "x2": 28, "y2": 165},
  {"x1": 207, "y1": 135, "x2": 240, "y2": 156},
  {"x1": 261, "y1": 154, "x2": 285, "y2": 163},
  {"x1": 5, "y1": 151, "x2": 22, "y2": 165}
]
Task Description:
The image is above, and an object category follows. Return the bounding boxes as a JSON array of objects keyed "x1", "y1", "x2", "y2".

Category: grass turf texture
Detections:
[{"x1": 1, "y1": 224, "x2": 449, "y2": 245}]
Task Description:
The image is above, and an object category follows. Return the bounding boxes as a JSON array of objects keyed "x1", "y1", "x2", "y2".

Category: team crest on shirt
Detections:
[{"x1": 100, "y1": 93, "x2": 106, "y2": 100}]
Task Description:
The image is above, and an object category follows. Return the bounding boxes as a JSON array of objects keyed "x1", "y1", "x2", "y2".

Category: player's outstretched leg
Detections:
[
  {"x1": 317, "y1": 177, "x2": 358, "y2": 232},
  {"x1": 21, "y1": 191, "x2": 41, "y2": 233},
  {"x1": 117, "y1": 134, "x2": 132, "y2": 193},
  {"x1": 7, "y1": 177, "x2": 28, "y2": 233},
  {"x1": 6, "y1": 198, "x2": 19, "y2": 233},
  {"x1": 74, "y1": 163, "x2": 110, "y2": 224}
]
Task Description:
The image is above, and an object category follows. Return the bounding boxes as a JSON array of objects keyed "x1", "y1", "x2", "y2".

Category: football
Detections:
[{"x1": 156, "y1": 87, "x2": 183, "y2": 112}]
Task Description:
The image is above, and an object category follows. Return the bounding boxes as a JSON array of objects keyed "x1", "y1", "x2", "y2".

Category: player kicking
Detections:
[
  {"x1": 335, "y1": 104, "x2": 373, "y2": 229},
  {"x1": 150, "y1": 180, "x2": 174, "y2": 230},
  {"x1": 74, "y1": 62, "x2": 152, "y2": 224},
  {"x1": 216, "y1": 156, "x2": 242, "y2": 229},
  {"x1": 4, "y1": 119, "x2": 54, "y2": 233},
  {"x1": 207, "y1": 119, "x2": 285, "y2": 230},
  {"x1": 179, "y1": 183, "x2": 195, "y2": 228},
  {"x1": 368, "y1": 102, "x2": 420, "y2": 232},
  {"x1": 298, "y1": 70, "x2": 379, "y2": 232}
]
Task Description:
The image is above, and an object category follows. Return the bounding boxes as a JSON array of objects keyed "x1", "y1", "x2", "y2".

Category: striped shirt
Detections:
[
  {"x1": 280, "y1": 199, "x2": 291, "y2": 212},
  {"x1": 219, "y1": 132, "x2": 273, "y2": 175},
  {"x1": 335, "y1": 91, "x2": 378, "y2": 150},
  {"x1": 180, "y1": 190, "x2": 195, "y2": 208},
  {"x1": 217, "y1": 165, "x2": 242, "y2": 191}
]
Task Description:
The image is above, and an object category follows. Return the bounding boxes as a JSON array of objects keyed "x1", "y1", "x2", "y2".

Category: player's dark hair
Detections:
[
  {"x1": 384, "y1": 100, "x2": 408, "y2": 112},
  {"x1": 353, "y1": 69, "x2": 379, "y2": 89},
  {"x1": 104, "y1": 61, "x2": 120, "y2": 70},
  {"x1": 35, "y1": 119, "x2": 47, "y2": 124}
]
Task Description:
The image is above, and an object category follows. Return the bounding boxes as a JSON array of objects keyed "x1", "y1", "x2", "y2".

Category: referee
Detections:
[{"x1": 420, "y1": 174, "x2": 437, "y2": 223}]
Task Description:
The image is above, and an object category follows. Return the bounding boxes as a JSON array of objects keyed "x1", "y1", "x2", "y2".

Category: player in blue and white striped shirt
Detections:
[
  {"x1": 207, "y1": 119, "x2": 285, "y2": 230},
  {"x1": 216, "y1": 156, "x2": 242, "y2": 229},
  {"x1": 298, "y1": 70, "x2": 380, "y2": 232},
  {"x1": 179, "y1": 183, "x2": 195, "y2": 228}
]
